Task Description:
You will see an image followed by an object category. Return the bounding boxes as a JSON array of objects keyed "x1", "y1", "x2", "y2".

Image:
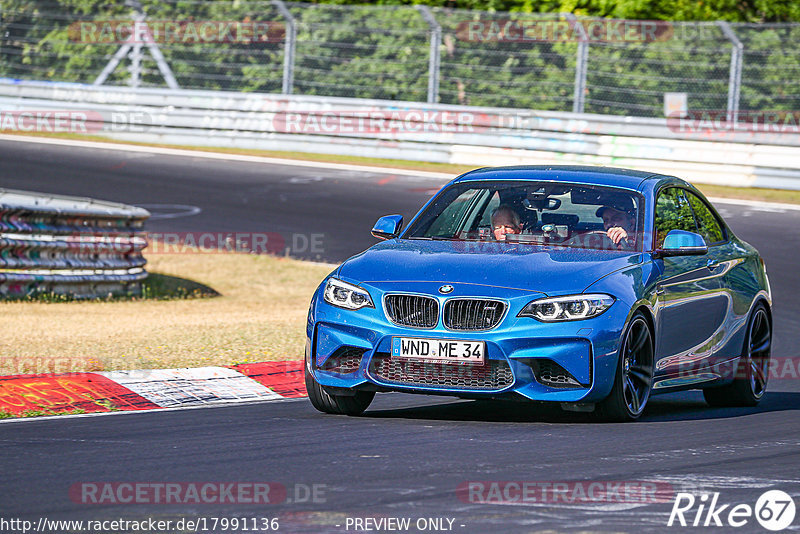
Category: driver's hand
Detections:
[{"x1": 607, "y1": 226, "x2": 628, "y2": 245}]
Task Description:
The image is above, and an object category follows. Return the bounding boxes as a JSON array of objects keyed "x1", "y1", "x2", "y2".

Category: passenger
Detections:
[
  {"x1": 491, "y1": 205, "x2": 522, "y2": 241},
  {"x1": 596, "y1": 205, "x2": 636, "y2": 248}
]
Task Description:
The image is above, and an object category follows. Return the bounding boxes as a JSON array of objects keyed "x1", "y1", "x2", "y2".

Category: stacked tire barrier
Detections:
[{"x1": 0, "y1": 188, "x2": 149, "y2": 299}]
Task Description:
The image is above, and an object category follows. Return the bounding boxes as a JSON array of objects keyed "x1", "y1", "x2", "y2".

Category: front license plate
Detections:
[{"x1": 391, "y1": 337, "x2": 485, "y2": 365}]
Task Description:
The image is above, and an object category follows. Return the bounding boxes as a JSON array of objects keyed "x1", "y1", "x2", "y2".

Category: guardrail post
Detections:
[
  {"x1": 272, "y1": 0, "x2": 296, "y2": 95},
  {"x1": 717, "y1": 21, "x2": 743, "y2": 123},
  {"x1": 565, "y1": 14, "x2": 588, "y2": 114},
  {"x1": 416, "y1": 5, "x2": 441, "y2": 104}
]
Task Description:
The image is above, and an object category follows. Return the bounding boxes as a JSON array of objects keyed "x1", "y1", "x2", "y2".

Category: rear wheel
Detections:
[
  {"x1": 305, "y1": 367, "x2": 374, "y2": 416},
  {"x1": 597, "y1": 313, "x2": 654, "y2": 422},
  {"x1": 704, "y1": 303, "x2": 770, "y2": 407}
]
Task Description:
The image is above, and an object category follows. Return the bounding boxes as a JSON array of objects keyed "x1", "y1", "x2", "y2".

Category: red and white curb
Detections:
[{"x1": 0, "y1": 361, "x2": 306, "y2": 418}]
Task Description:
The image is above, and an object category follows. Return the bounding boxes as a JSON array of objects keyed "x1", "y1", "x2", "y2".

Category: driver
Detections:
[
  {"x1": 491, "y1": 205, "x2": 522, "y2": 241},
  {"x1": 596, "y1": 205, "x2": 636, "y2": 249}
]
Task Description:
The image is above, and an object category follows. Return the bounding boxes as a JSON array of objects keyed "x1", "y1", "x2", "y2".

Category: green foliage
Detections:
[
  {"x1": 140, "y1": 273, "x2": 219, "y2": 300},
  {"x1": 1, "y1": 1, "x2": 798, "y2": 116},
  {"x1": 316, "y1": 0, "x2": 800, "y2": 22},
  {"x1": 655, "y1": 187, "x2": 725, "y2": 247},
  {"x1": 1, "y1": 407, "x2": 88, "y2": 418},
  {"x1": 686, "y1": 191, "x2": 724, "y2": 244}
]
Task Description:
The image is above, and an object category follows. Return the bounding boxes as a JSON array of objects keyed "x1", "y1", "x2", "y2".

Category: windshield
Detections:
[{"x1": 404, "y1": 181, "x2": 644, "y2": 252}]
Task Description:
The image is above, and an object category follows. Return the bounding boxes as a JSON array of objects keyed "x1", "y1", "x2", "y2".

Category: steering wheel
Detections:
[{"x1": 561, "y1": 230, "x2": 620, "y2": 251}]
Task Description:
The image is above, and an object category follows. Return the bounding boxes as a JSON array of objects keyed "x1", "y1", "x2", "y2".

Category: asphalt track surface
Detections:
[{"x1": 1, "y1": 138, "x2": 799, "y2": 533}]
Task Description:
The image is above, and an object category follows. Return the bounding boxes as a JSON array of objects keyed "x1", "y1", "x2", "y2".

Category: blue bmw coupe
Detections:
[{"x1": 305, "y1": 166, "x2": 772, "y2": 421}]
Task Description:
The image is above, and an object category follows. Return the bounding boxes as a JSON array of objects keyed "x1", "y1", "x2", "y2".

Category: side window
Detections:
[
  {"x1": 426, "y1": 188, "x2": 483, "y2": 237},
  {"x1": 685, "y1": 191, "x2": 725, "y2": 245},
  {"x1": 478, "y1": 192, "x2": 501, "y2": 226},
  {"x1": 654, "y1": 187, "x2": 697, "y2": 248}
]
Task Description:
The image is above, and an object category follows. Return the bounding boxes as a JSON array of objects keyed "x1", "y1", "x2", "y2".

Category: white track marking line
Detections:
[
  {"x1": 98, "y1": 367, "x2": 283, "y2": 407},
  {"x1": 706, "y1": 196, "x2": 800, "y2": 212},
  {"x1": 0, "y1": 134, "x2": 453, "y2": 179},
  {"x1": 4, "y1": 134, "x2": 799, "y2": 211}
]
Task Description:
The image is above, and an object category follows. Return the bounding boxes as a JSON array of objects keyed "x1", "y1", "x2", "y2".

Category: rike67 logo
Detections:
[{"x1": 668, "y1": 490, "x2": 796, "y2": 530}]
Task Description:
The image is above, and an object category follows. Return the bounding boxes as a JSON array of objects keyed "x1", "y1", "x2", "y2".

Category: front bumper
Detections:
[{"x1": 306, "y1": 281, "x2": 630, "y2": 404}]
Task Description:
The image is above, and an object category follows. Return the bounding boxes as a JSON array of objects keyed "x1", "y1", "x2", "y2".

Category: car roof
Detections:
[{"x1": 452, "y1": 165, "x2": 673, "y2": 191}]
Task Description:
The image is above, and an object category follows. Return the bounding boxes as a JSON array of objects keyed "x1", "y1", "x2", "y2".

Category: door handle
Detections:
[{"x1": 707, "y1": 259, "x2": 719, "y2": 271}]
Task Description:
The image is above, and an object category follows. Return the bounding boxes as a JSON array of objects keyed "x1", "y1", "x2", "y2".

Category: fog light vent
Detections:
[
  {"x1": 531, "y1": 359, "x2": 583, "y2": 388},
  {"x1": 321, "y1": 347, "x2": 365, "y2": 374}
]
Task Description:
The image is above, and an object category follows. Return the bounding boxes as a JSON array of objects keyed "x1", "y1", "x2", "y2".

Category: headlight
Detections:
[
  {"x1": 323, "y1": 278, "x2": 374, "y2": 310},
  {"x1": 518, "y1": 294, "x2": 614, "y2": 322}
]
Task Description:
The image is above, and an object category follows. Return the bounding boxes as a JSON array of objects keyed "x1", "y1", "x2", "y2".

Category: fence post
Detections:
[
  {"x1": 129, "y1": 13, "x2": 144, "y2": 88},
  {"x1": 416, "y1": 5, "x2": 441, "y2": 104},
  {"x1": 93, "y1": 1, "x2": 178, "y2": 89},
  {"x1": 272, "y1": 0, "x2": 296, "y2": 95},
  {"x1": 93, "y1": 43, "x2": 133, "y2": 87},
  {"x1": 565, "y1": 14, "x2": 588, "y2": 114},
  {"x1": 717, "y1": 21, "x2": 743, "y2": 123}
]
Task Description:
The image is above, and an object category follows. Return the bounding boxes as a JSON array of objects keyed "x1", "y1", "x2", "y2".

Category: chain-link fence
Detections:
[{"x1": 2, "y1": 1, "x2": 799, "y2": 118}]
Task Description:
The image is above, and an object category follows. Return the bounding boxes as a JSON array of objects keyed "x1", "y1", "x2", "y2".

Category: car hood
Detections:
[{"x1": 338, "y1": 239, "x2": 642, "y2": 295}]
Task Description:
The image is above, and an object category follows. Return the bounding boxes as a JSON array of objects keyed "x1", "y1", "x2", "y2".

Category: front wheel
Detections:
[
  {"x1": 305, "y1": 367, "x2": 375, "y2": 416},
  {"x1": 597, "y1": 312, "x2": 654, "y2": 422},
  {"x1": 704, "y1": 303, "x2": 771, "y2": 407}
]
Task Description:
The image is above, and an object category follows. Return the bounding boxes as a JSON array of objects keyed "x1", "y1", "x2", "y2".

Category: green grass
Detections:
[
  {"x1": 140, "y1": 273, "x2": 220, "y2": 300},
  {"x1": 0, "y1": 408, "x2": 87, "y2": 419},
  {"x1": 5, "y1": 272, "x2": 219, "y2": 302}
]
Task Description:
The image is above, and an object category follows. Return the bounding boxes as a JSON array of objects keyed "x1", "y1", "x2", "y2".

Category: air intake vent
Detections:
[
  {"x1": 385, "y1": 294, "x2": 438, "y2": 328},
  {"x1": 531, "y1": 359, "x2": 583, "y2": 388},
  {"x1": 321, "y1": 347, "x2": 365, "y2": 374},
  {"x1": 443, "y1": 299, "x2": 506, "y2": 331},
  {"x1": 369, "y1": 354, "x2": 514, "y2": 390}
]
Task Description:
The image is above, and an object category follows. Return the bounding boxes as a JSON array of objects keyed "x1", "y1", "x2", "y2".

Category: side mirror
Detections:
[
  {"x1": 655, "y1": 230, "x2": 708, "y2": 258},
  {"x1": 371, "y1": 214, "x2": 403, "y2": 240}
]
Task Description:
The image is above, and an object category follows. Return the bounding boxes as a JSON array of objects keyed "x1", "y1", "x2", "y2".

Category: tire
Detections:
[
  {"x1": 305, "y1": 366, "x2": 374, "y2": 416},
  {"x1": 704, "y1": 303, "x2": 770, "y2": 407},
  {"x1": 597, "y1": 312, "x2": 654, "y2": 422}
]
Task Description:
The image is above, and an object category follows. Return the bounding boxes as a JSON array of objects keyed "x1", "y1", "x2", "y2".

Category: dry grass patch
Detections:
[{"x1": 0, "y1": 251, "x2": 335, "y2": 375}]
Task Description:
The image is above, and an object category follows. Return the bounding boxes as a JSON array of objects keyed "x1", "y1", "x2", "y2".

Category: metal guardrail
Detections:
[
  {"x1": 1, "y1": 79, "x2": 800, "y2": 190},
  {"x1": 0, "y1": 188, "x2": 149, "y2": 299},
  {"x1": 3, "y1": 3, "x2": 799, "y2": 118}
]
